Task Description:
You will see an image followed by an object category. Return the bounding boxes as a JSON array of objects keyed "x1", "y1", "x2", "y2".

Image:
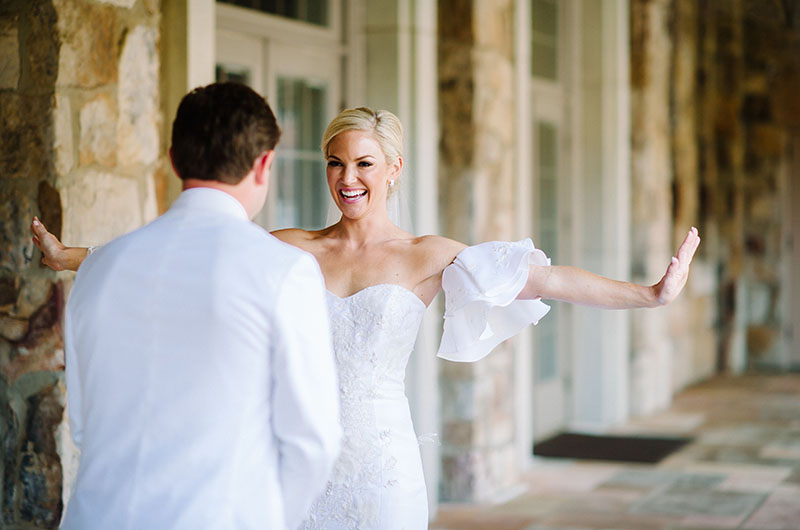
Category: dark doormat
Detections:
[{"x1": 532, "y1": 432, "x2": 693, "y2": 463}]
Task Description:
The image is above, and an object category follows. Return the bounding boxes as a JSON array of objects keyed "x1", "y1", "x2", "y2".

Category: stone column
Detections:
[
  {"x1": 738, "y1": 2, "x2": 799, "y2": 370},
  {"x1": 438, "y1": 0, "x2": 519, "y2": 502},
  {"x1": 0, "y1": 0, "x2": 163, "y2": 526},
  {"x1": 629, "y1": 0, "x2": 676, "y2": 415},
  {"x1": 1, "y1": 1, "x2": 66, "y2": 526},
  {"x1": 669, "y1": 0, "x2": 717, "y2": 388},
  {"x1": 705, "y1": 0, "x2": 747, "y2": 372},
  {"x1": 697, "y1": 0, "x2": 725, "y2": 372}
]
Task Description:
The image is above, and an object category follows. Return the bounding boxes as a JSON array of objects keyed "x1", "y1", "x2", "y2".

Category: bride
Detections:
[{"x1": 32, "y1": 107, "x2": 700, "y2": 529}]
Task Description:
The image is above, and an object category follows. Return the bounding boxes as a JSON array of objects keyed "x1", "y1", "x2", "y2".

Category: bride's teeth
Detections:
[{"x1": 342, "y1": 190, "x2": 366, "y2": 198}]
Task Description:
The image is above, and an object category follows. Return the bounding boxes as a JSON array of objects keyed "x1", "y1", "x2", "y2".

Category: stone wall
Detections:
[
  {"x1": 0, "y1": 0, "x2": 162, "y2": 527},
  {"x1": 630, "y1": 0, "x2": 800, "y2": 398},
  {"x1": 437, "y1": 0, "x2": 519, "y2": 503},
  {"x1": 629, "y1": 0, "x2": 678, "y2": 415},
  {"x1": 737, "y1": 0, "x2": 800, "y2": 368}
]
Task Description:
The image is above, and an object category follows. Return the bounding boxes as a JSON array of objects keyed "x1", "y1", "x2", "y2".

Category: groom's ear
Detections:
[{"x1": 253, "y1": 150, "x2": 276, "y2": 186}]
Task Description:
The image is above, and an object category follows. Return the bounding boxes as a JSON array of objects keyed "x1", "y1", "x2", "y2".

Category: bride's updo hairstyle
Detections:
[{"x1": 321, "y1": 108, "x2": 404, "y2": 194}]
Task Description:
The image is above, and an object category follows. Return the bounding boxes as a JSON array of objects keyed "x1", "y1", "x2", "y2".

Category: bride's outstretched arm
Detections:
[
  {"x1": 30, "y1": 217, "x2": 89, "y2": 271},
  {"x1": 519, "y1": 227, "x2": 700, "y2": 309}
]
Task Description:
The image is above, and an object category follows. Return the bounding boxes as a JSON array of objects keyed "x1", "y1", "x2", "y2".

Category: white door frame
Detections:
[{"x1": 515, "y1": 0, "x2": 633, "y2": 471}]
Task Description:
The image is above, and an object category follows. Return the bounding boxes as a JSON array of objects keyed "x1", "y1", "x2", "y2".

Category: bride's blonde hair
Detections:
[{"x1": 321, "y1": 107, "x2": 404, "y2": 168}]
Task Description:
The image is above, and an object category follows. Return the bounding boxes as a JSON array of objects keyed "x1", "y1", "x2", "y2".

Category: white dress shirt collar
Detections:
[{"x1": 171, "y1": 187, "x2": 249, "y2": 220}]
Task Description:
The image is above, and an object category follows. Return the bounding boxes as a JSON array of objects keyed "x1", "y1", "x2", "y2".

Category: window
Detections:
[
  {"x1": 218, "y1": 0, "x2": 328, "y2": 26},
  {"x1": 535, "y1": 120, "x2": 559, "y2": 382},
  {"x1": 216, "y1": 0, "x2": 345, "y2": 231},
  {"x1": 531, "y1": 0, "x2": 558, "y2": 81},
  {"x1": 273, "y1": 78, "x2": 330, "y2": 229}
]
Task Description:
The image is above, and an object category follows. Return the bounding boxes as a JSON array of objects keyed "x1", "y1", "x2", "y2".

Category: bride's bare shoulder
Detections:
[
  {"x1": 270, "y1": 228, "x2": 329, "y2": 252},
  {"x1": 409, "y1": 235, "x2": 467, "y2": 268},
  {"x1": 271, "y1": 228, "x2": 309, "y2": 243}
]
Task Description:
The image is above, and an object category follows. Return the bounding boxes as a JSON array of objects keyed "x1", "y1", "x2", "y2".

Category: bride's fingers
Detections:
[
  {"x1": 31, "y1": 217, "x2": 48, "y2": 239},
  {"x1": 676, "y1": 228, "x2": 700, "y2": 265}
]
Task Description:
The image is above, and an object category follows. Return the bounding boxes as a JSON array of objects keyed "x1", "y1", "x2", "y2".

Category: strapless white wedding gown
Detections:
[{"x1": 300, "y1": 239, "x2": 552, "y2": 530}]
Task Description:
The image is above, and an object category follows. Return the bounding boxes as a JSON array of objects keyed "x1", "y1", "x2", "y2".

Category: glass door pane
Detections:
[
  {"x1": 531, "y1": 0, "x2": 559, "y2": 80},
  {"x1": 215, "y1": 30, "x2": 264, "y2": 94},
  {"x1": 218, "y1": 0, "x2": 329, "y2": 26},
  {"x1": 216, "y1": 63, "x2": 252, "y2": 85},
  {"x1": 274, "y1": 77, "x2": 329, "y2": 230},
  {"x1": 536, "y1": 120, "x2": 559, "y2": 383}
]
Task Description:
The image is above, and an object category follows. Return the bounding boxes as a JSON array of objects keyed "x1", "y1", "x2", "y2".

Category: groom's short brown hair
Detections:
[{"x1": 170, "y1": 82, "x2": 281, "y2": 184}]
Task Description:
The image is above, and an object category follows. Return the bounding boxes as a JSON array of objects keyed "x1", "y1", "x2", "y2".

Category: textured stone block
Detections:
[
  {"x1": 744, "y1": 484, "x2": 800, "y2": 529},
  {"x1": 631, "y1": 486, "x2": 765, "y2": 517},
  {"x1": 59, "y1": 170, "x2": 145, "y2": 246},
  {"x1": 79, "y1": 93, "x2": 117, "y2": 167},
  {"x1": 2, "y1": 395, "x2": 22, "y2": 524},
  {"x1": 748, "y1": 124, "x2": 784, "y2": 156},
  {"x1": 0, "y1": 277, "x2": 19, "y2": 309},
  {"x1": 152, "y1": 157, "x2": 174, "y2": 214},
  {"x1": 440, "y1": 451, "x2": 479, "y2": 501},
  {"x1": 117, "y1": 25, "x2": 160, "y2": 166},
  {"x1": 474, "y1": 0, "x2": 513, "y2": 58},
  {"x1": 441, "y1": 377, "x2": 476, "y2": 421},
  {"x1": 0, "y1": 315, "x2": 29, "y2": 342},
  {"x1": 0, "y1": 17, "x2": 19, "y2": 90},
  {"x1": 742, "y1": 93, "x2": 772, "y2": 121},
  {"x1": 95, "y1": 0, "x2": 136, "y2": 7},
  {"x1": 0, "y1": 93, "x2": 54, "y2": 181},
  {"x1": 443, "y1": 420, "x2": 474, "y2": 447},
  {"x1": 10, "y1": 277, "x2": 53, "y2": 320},
  {"x1": 53, "y1": 94, "x2": 74, "y2": 177},
  {"x1": 18, "y1": 383, "x2": 64, "y2": 527},
  {"x1": 1, "y1": 285, "x2": 65, "y2": 385},
  {"x1": 747, "y1": 325, "x2": 777, "y2": 356},
  {"x1": 55, "y1": 0, "x2": 117, "y2": 88},
  {"x1": 25, "y1": 1, "x2": 58, "y2": 89},
  {"x1": 0, "y1": 182, "x2": 36, "y2": 273}
]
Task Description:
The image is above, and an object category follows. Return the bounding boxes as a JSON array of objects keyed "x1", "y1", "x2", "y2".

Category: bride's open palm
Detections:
[{"x1": 652, "y1": 227, "x2": 701, "y2": 306}]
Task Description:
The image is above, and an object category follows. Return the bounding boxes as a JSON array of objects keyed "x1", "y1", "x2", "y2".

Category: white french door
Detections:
[
  {"x1": 266, "y1": 44, "x2": 340, "y2": 230},
  {"x1": 215, "y1": 0, "x2": 344, "y2": 231},
  {"x1": 530, "y1": 0, "x2": 573, "y2": 443}
]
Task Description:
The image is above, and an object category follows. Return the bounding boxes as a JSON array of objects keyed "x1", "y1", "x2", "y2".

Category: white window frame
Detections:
[
  {"x1": 216, "y1": 1, "x2": 344, "y2": 52},
  {"x1": 215, "y1": 1, "x2": 350, "y2": 231}
]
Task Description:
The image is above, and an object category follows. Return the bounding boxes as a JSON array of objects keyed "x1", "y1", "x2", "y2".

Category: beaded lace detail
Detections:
[{"x1": 301, "y1": 284, "x2": 425, "y2": 530}]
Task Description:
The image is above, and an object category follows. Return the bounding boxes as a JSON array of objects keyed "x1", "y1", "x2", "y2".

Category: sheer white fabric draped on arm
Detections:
[{"x1": 437, "y1": 239, "x2": 551, "y2": 363}]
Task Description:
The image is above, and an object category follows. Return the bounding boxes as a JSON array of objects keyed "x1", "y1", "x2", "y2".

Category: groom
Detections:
[{"x1": 60, "y1": 83, "x2": 341, "y2": 529}]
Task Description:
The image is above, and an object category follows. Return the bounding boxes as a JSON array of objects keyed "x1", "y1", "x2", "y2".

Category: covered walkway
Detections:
[{"x1": 432, "y1": 374, "x2": 800, "y2": 530}]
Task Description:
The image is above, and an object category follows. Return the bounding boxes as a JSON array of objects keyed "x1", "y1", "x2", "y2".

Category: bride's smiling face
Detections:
[{"x1": 326, "y1": 130, "x2": 400, "y2": 220}]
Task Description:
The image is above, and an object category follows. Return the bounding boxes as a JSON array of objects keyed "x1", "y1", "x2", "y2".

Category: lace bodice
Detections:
[
  {"x1": 302, "y1": 284, "x2": 426, "y2": 529},
  {"x1": 327, "y1": 284, "x2": 425, "y2": 404},
  {"x1": 302, "y1": 239, "x2": 551, "y2": 529}
]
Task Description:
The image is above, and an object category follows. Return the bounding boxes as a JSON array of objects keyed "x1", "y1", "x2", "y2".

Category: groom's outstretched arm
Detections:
[{"x1": 272, "y1": 254, "x2": 342, "y2": 529}]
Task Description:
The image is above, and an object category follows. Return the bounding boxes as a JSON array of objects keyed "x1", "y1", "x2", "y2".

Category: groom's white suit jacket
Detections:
[{"x1": 61, "y1": 188, "x2": 341, "y2": 530}]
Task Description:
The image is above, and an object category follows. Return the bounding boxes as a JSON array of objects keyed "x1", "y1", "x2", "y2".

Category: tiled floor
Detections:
[{"x1": 431, "y1": 374, "x2": 800, "y2": 530}]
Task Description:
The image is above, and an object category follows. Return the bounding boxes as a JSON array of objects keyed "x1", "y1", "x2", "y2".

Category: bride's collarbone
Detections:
[
  {"x1": 321, "y1": 261, "x2": 423, "y2": 300},
  {"x1": 316, "y1": 238, "x2": 439, "y2": 296}
]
